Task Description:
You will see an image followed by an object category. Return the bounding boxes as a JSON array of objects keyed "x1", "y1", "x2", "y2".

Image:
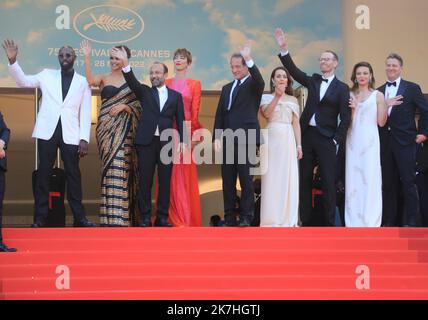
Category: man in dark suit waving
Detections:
[
  {"x1": 0, "y1": 112, "x2": 16, "y2": 252},
  {"x1": 274, "y1": 28, "x2": 351, "y2": 226},
  {"x1": 114, "y1": 48, "x2": 185, "y2": 227},
  {"x1": 213, "y1": 40, "x2": 265, "y2": 227},
  {"x1": 378, "y1": 53, "x2": 428, "y2": 227}
]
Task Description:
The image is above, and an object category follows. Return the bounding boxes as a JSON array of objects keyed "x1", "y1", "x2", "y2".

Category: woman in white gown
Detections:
[
  {"x1": 345, "y1": 61, "x2": 388, "y2": 227},
  {"x1": 260, "y1": 66, "x2": 302, "y2": 227}
]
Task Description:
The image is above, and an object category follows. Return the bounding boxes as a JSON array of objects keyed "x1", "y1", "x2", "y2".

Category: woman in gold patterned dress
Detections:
[{"x1": 81, "y1": 40, "x2": 141, "y2": 226}]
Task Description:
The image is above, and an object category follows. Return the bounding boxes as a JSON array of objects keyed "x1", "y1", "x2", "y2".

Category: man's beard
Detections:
[
  {"x1": 151, "y1": 78, "x2": 164, "y2": 87},
  {"x1": 60, "y1": 61, "x2": 74, "y2": 71}
]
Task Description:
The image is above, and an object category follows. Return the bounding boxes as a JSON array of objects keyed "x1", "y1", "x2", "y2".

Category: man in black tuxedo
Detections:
[
  {"x1": 378, "y1": 53, "x2": 428, "y2": 227},
  {"x1": 213, "y1": 41, "x2": 265, "y2": 227},
  {"x1": 0, "y1": 112, "x2": 16, "y2": 252},
  {"x1": 114, "y1": 48, "x2": 185, "y2": 227},
  {"x1": 275, "y1": 28, "x2": 351, "y2": 226}
]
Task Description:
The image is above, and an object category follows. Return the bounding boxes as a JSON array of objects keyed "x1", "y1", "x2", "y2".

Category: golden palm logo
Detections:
[
  {"x1": 83, "y1": 14, "x2": 135, "y2": 32},
  {"x1": 73, "y1": 5, "x2": 144, "y2": 44}
]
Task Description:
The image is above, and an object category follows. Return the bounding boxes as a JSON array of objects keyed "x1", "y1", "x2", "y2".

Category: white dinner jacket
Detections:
[{"x1": 9, "y1": 61, "x2": 91, "y2": 145}]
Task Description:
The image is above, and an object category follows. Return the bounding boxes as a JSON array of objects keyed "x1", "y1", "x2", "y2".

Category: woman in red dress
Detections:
[{"x1": 165, "y1": 48, "x2": 203, "y2": 226}]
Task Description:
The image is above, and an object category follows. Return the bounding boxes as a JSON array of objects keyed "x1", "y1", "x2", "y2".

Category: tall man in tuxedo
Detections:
[
  {"x1": 2, "y1": 39, "x2": 95, "y2": 228},
  {"x1": 114, "y1": 48, "x2": 185, "y2": 227},
  {"x1": 213, "y1": 41, "x2": 265, "y2": 227},
  {"x1": 378, "y1": 53, "x2": 428, "y2": 227},
  {"x1": 274, "y1": 28, "x2": 351, "y2": 226},
  {"x1": 0, "y1": 112, "x2": 16, "y2": 252}
]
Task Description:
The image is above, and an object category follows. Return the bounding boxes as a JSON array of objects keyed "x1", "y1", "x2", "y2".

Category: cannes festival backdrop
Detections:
[{"x1": 0, "y1": 0, "x2": 343, "y2": 89}]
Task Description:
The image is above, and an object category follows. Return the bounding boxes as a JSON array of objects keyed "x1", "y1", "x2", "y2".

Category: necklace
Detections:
[{"x1": 356, "y1": 90, "x2": 373, "y2": 103}]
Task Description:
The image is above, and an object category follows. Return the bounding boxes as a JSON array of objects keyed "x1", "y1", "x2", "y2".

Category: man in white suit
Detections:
[{"x1": 2, "y1": 39, "x2": 96, "y2": 227}]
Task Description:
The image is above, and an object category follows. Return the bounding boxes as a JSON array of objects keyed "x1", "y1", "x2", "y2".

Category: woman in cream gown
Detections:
[{"x1": 260, "y1": 66, "x2": 302, "y2": 227}]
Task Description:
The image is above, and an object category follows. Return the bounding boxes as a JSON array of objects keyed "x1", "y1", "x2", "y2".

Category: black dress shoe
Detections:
[
  {"x1": 31, "y1": 221, "x2": 46, "y2": 228},
  {"x1": 224, "y1": 220, "x2": 238, "y2": 227},
  {"x1": 238, "y1": 219, "x2": 251, "y2": 227},
  {"x1": 73, "y1": 219, "x2": 97, "y2": 227},
  {"x1": 383, "y1": 224, "x2": 399, "y2": 227},
  {"x1": 0, "y1": 242, "x2": 17, "y2": 252},
  {"x1": 154, "y1": 219, "x2": 172, "y2": 227},
  {"x1": 139, "y1": 219, "x2": 152, "y2": 227}
]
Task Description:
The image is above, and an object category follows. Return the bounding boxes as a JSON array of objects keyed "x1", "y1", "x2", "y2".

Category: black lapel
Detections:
[
  {"x1": 313, "y1": 74, "x2": 322, "y2": 101},
  {"x1": 161, "y1": 88, "x2": 172, "y2": 114},
  {"x1": 396, "y1": 79, "x2": 407, "y2": 97},
  {"x1": 151, "y1": 87, "x2": 161, "y2": 113},
  {"x1": 225, "y1": 82, "x2": 234, "y2": 109},
  {"x1": 389, "y1": 80, "x2": 407, "y2": 116},
  {"x1": 231, "y1": 77, "x2": 249, "y2": 108},
  {"x1": 231, "y1": 84, "x2": 242, "y2": 107}
]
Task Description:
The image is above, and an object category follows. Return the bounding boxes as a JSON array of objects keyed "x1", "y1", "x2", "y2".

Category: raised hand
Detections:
[
  {"x1": 109, "y1": 47, "x2": 125, "y2": 68},
  {"x1": 80, "y1": 39, "x2": 91, "y2": 57},
  {"x1": 239, "y1": 40, "x2": 252, "y2": 61},
  {"x1": 274, "y1": 28, "x2": 288, "y2": 51},
  {"x1": 2, "y1": 39, "x2": 18, "y2": 64},
  {"x1": 111, "y1": 47, "x2": 128, "y2": 67}
]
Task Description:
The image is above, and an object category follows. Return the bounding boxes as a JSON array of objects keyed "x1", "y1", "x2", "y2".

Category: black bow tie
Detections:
[
  {"x1": 387, "y1": 81, "x2": 396, "y2": 87},
  {"x1": 321, "y1": 78, "x2": 328, "y2": 83}
]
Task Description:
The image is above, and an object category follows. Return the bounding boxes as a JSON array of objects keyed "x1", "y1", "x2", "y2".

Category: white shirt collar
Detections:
[
  {"x1": 387, "y1": 77, "x2": 401, "y2": 86},
  {"x1": 238, "y1": 73, "x2": 250, "y2": 85},
  {"x1": 157, "y1": 84, "x2": 167, "y2": 92},
  {"x1": 322, "y1": 74, "x2": 335, "y2": 83}
]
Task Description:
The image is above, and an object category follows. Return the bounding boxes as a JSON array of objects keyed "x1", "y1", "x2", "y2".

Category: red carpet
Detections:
[{"x1": 1, "y1": 227, "x2": 428, "y2": 299}]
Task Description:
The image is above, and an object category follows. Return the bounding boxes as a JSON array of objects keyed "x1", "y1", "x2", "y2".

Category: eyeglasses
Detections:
[{"x1": 319, "y1": 57, "x2": 334, "y2": 62}]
